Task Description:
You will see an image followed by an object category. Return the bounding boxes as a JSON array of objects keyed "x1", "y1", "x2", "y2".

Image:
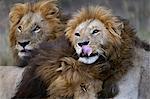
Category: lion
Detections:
[
  {"x1": 12, "y1": 35, "x2": 112, "y2": 99},
  {"x1": 65, "y1": 6, "x2": 150, "y2": 98},
  {"x1": 9, "y1": 0, "x2": 67, "y2": 67},
  {"x1": 11, "y1": 6, "x2": 150, "y2": 99}
]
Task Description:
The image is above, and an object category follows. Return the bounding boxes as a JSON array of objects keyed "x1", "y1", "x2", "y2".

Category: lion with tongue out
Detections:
[
  {"x1": 66, "y1": 6, "x2": 122, "y2": 65},
  {"x1": 78, "y1": 45, "x2": 106, "y2": 64},
  {"x1": 65, "y1": 5, "x2": 146, "y2": 98},
  {"x1": 13, "y1": 5, "x2": 150, "y2": 99}
]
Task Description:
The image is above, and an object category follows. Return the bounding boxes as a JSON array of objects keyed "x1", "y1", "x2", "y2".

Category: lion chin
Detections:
[
  {"x1": 78, "y1": 55, "x2": 99, "y2": 64},
  {"x1": 16, "y1": 44, "x2": 33, "y2": 58},
  {"x1": 78, "y1": 53, "x2": 107, "y2": 64},
  {"x1": 18, "y1": 51, "x2": 31, "y2": 58}
]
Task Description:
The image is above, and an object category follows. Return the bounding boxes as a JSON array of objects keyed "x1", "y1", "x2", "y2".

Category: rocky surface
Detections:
[{"x1": 115, "y1": 48, "x2": 150, "y2": 99}]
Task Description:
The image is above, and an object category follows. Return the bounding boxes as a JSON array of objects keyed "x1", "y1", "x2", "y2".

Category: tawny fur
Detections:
[
  {"x1": 9, "y1": 0, "x2": 67, "y2": 66},
  {"x1": 65, "y1": 6, "x2": 150, "y2": 98},
  {"x1": 13, "y1": 6, "x2": 150, "y2": 99},
  {"x1": 34, "y1": 36, "x2": 111, "y2": 99},
  {"x1": 13, "y1": 35, "x2": 111, "y2": 98}
]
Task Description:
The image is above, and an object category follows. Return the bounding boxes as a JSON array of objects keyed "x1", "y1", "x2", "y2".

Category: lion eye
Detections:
[
  {"x1": 17, "y1": 26, "x2": 22, "y2": 32},
  {"x1": 92, "y1": 29, "x2": 100, "y2": 34},
  {"x1": 75, "y1": 33, "x2": 80, "y2": 36},
  {"x1": 33, "y1": 25, "x2": 41, "y2": 33}
]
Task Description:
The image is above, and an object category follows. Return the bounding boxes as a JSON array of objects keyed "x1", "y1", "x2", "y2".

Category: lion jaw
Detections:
[{"x1": 16, "y1": 44, "x2": 33, "y2": 58}]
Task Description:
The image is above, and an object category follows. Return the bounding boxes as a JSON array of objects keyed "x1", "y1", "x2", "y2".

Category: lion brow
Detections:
[{"x1": 83, "y1": 19, "x2": 95, "y2": 31}]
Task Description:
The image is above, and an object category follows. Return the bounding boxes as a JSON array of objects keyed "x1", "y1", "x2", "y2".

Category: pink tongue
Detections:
[{"x1": 82, "y1": 45, "x2": 92, "y2": 56}]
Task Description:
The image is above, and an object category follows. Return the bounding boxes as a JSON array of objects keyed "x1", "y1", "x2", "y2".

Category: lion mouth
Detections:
[
  {"x1": 18, "y1": 49, "x2": 32, "y2": 58},
  {"x1": 78, "y1": 52, "x2": 107, "y2": 64},
  {"x1": 80, "y1": 52, "x2": 99, "y2": 57},
  {"x1": 20, "y1": 49, "x2": 32, "y2": 53},
  {"x1": 76, "y1": 45, "x2": 107, "y2": 64}
]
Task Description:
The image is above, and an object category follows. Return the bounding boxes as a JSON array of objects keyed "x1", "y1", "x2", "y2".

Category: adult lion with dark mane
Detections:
[
  {"x1": 65, "y1": 6, "x2": 150, "y2": 98},
  {"x1": 9, "y1": 0, "x2": 67, "y2": 67},
  {"x1": 12, "y1": 6, "x2": 150, "y2": 99}
]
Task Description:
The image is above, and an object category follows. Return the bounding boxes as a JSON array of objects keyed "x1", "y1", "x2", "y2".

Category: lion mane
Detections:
[
  {"x1": 9, "y1": 0, "x2": 67, "y2": 67},
  {"x1": 12, "y1": 6, "x2": 150, "y2": 99},
  {"x1": 13, "y1": 35, "x2": 112, "y2": 98},
  {"x1": 66, "y1": 6, "x2": 150, "y2": 98}
]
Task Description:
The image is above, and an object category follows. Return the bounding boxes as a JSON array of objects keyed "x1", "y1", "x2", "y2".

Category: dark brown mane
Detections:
[
  {"x1": 13, "y1": 34, "x2": 111, "y2": 98},
  {"x1": 12, "y1": 16, "x2": 150, "y2": 98},
  {"x1": 12, "y1": 35, "x2": 76, "y2": 98}
]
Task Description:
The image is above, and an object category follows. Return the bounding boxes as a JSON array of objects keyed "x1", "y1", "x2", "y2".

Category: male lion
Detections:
[
  {"x1": 12, "y1": 35, "x2": 111, "y2": 99},
  {"x1": 9, "y1": 0, "x2": 66, "y2": 67},
  {"x1": 11, "y1": 6, "x2": 150, "y2": 99},
  {"x1": 65, "y1": 6, "x2": 150, "y2": 98}
]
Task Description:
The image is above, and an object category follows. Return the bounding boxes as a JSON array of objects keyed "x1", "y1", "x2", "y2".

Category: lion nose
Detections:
[
  {"x1": 78, "y1": 41, "x2": 89, "y2": 47},
  {"x1": 18, "y1": 41, "x2": 30, "y2": 48}
]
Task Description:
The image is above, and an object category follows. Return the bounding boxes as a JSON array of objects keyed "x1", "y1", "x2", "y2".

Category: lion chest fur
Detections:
[{"x1": 43, "y1": 58, "x2": 103, "y2": 99}]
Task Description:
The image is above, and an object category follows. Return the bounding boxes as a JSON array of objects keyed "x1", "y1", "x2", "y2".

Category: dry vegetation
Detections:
[{"x1": 0, "y1": 0, "x2": 150, "y2": 65}]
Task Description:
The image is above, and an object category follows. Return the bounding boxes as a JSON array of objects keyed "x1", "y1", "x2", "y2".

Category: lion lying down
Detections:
[
  {"x1": 13, "y1": 35, "x2": 112, "y2": 99},
  {"x1": 13, "y1": 6, "x2": 150, "y2": 99}
]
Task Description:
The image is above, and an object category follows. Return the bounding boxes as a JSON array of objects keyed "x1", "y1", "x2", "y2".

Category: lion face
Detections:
[
  {"x1": 66, "y1": 6, "x2": 123, "y2": 64},
  {"x1": 72, "y1": 19, "x2": 110, "y2": 64},
  {"x1": 9, "y1": 0, "x2": 64, "y2": 60},
  {"x1": 15, "y1": 13, "x2": 52, "y2": 58}
]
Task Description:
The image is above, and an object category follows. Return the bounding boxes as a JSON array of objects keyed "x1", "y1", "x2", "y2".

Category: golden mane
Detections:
[
  {"x1": 12, "y1": 5, "x2": 150, "y2": 98},
  {"x1": 8, "y1": 0, "x2": 66, "y2": 66},
  {"x1": 66, "y1": 6, "x2": 123, "y2": 41},
  {"x1": 9, "y1": 0, "x2": 60, "y2": 48}
]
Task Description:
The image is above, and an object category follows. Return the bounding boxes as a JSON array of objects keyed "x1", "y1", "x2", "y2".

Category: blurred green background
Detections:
[{"x1": 0, "y1": 0, "x2": 150, "y2": 65}]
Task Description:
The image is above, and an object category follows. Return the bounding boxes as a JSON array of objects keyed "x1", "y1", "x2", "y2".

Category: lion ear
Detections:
[
  {"x1": 108, "y1": 22, "x2": 124, "y2": 36},
  {"x1": 9, "y1": 3, "x2": 28, "y2": 25},
  {"x1": 37, "y1": 0, "x2": 59, "y2": 18},
  {"x1": 116, "y1": 22, "x2": 124, "y2": 35}
]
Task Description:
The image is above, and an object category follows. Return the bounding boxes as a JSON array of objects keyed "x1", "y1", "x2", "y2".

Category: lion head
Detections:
[
  {"x1": 9, "y1": 0, "x2": 65, "y2": 66},
  {"x1": 66, "y1": 6, "x2": 123, "y2": 64}
]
